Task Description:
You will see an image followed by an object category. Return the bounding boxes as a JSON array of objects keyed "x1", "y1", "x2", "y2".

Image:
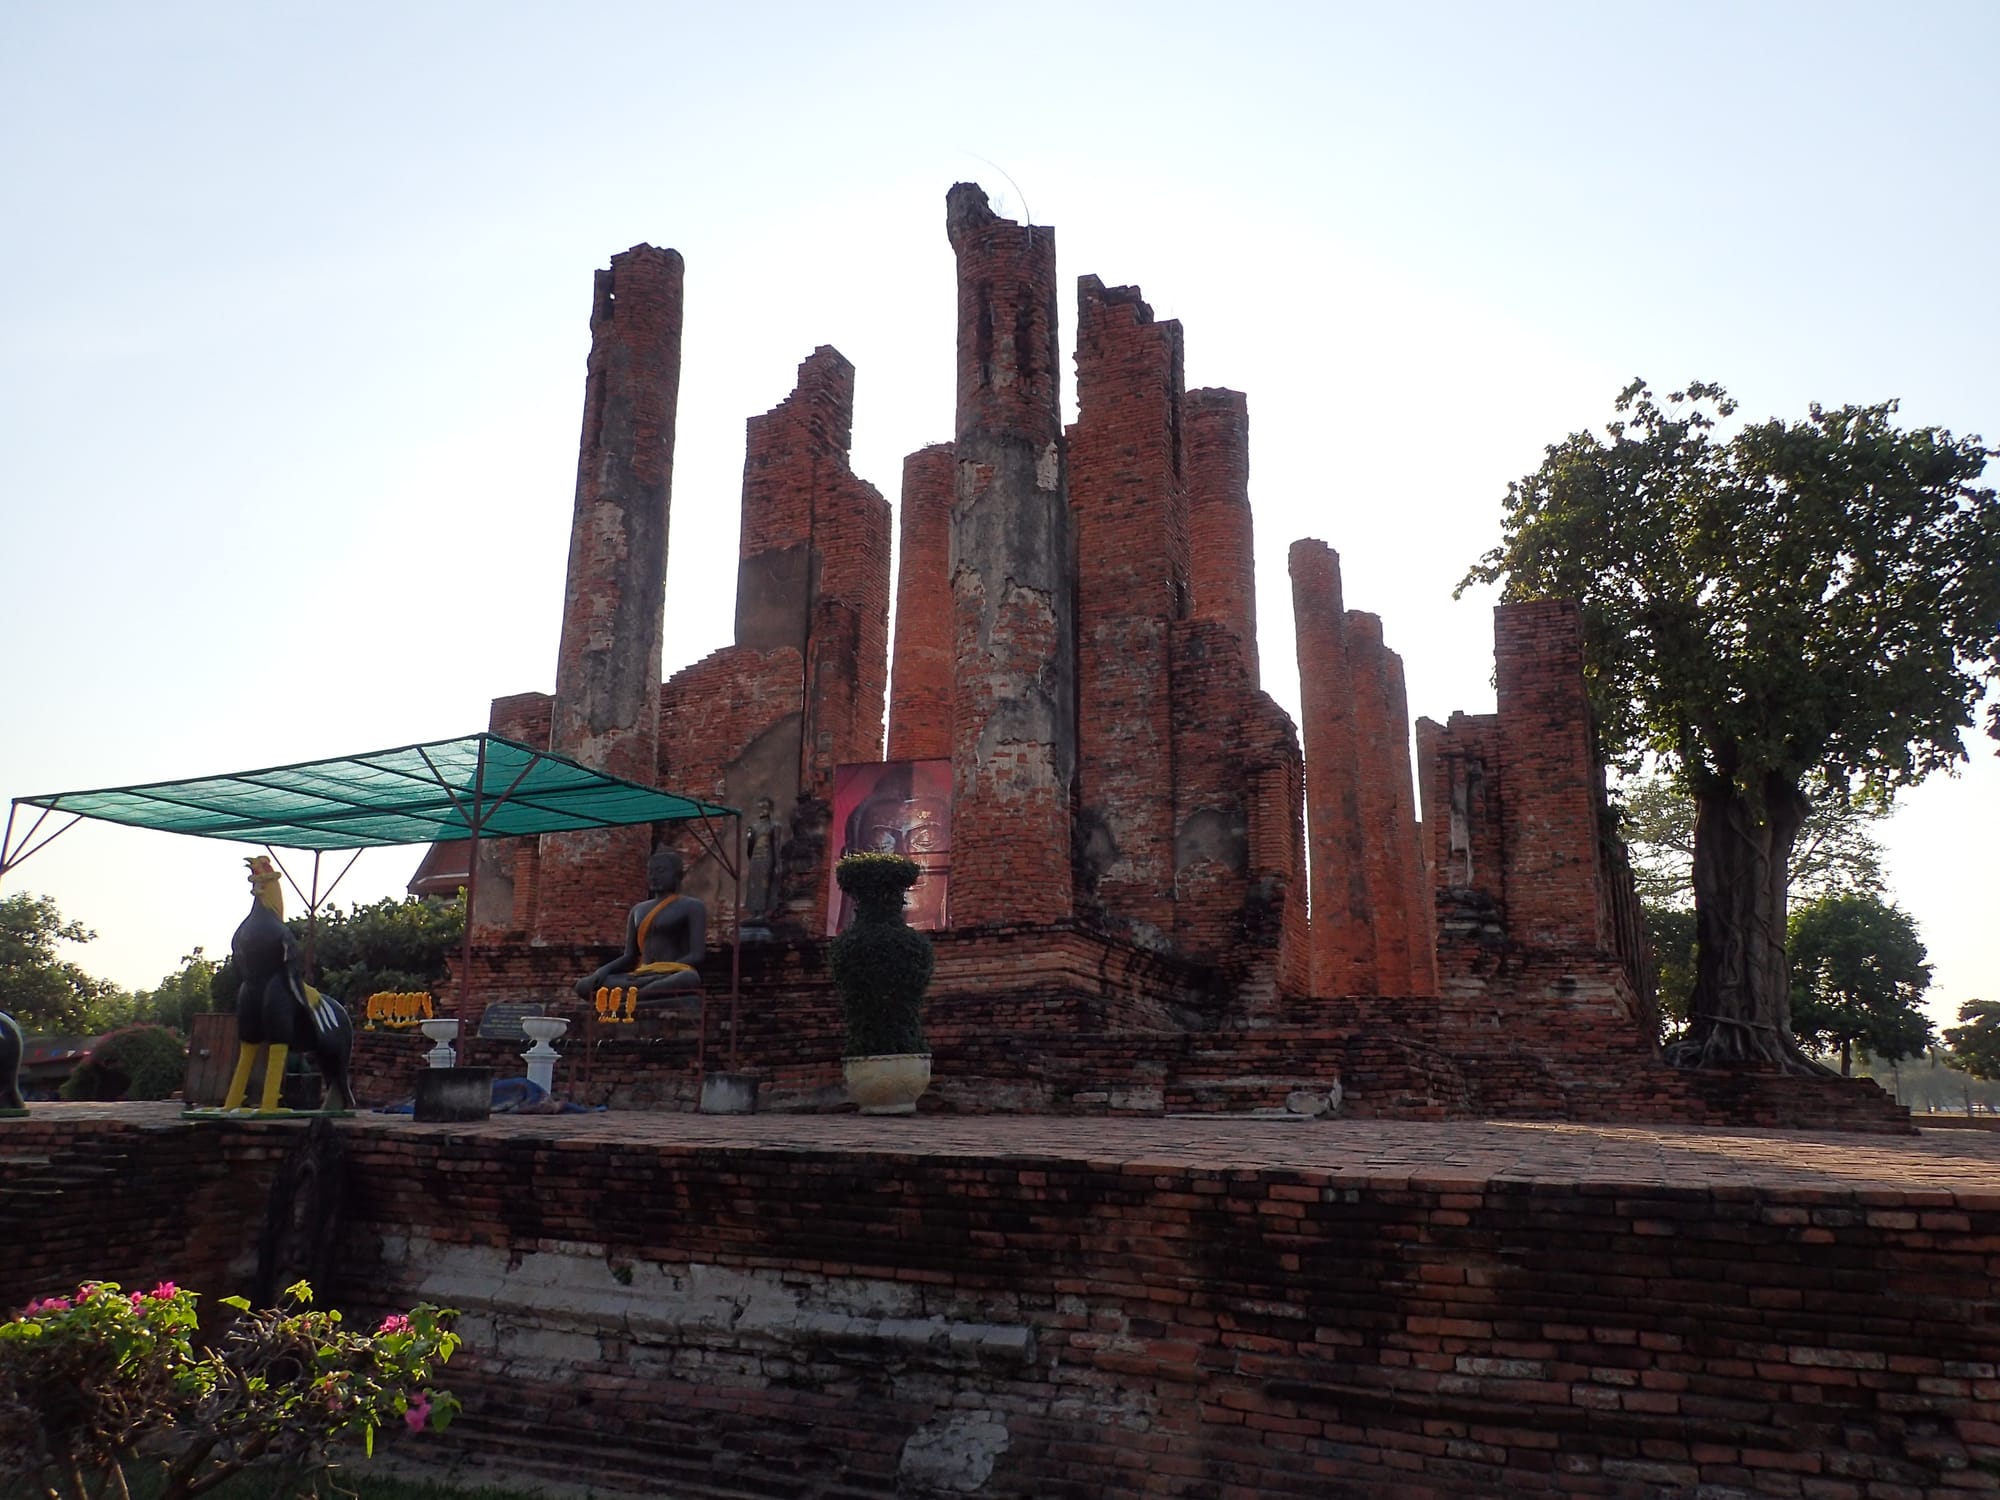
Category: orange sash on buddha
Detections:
[{"x1": 632, "y1": 894, "x2": 692, "y2": 975}]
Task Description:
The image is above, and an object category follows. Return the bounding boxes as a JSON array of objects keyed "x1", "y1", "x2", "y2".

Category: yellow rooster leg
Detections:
[
  {"x1": 221, "y1": 1045, "x2": 259, "y2": 1111},
  {"x1": 258, "y1": 1043, "x2": 290, "y2": 1114}
]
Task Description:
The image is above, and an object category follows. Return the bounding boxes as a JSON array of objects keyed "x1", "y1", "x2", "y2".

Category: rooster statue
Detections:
[{"x1": 222, "y1": 855, "x2": 357, "y2": 1112}]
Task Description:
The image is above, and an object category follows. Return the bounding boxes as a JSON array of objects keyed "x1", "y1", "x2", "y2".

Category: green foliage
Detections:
[
  {"x1": 1463, "y1": 380, "x2": 2000, "y2": 793},
  {"x1": 1644, "y1": 904, "x2": 1698, "y2": 1034},
  {"x1": 0, "y1": 1279, "x2": 459, "y2": 1500},
  {"x1": 59, "y1": 1024, "x2": 189, "y2": 1101},
  {"x1": 133, "y1": 950, "x2": 221, "y2": 1036},
  {"x1": 212, "y1": 895, "x2": 463, "y2": 1008},
  {"x1": 1787, "y1": 894, "x2": 1934, "y2": 1074},
  {"x1": 1943, "y1": 1000, "x2": 2000, "y2": 1081},
  {"x1": 829, "y1": 855, "x2": 933, "y2": 1057},
  {"x1": 0, "y1": 893, "x2": 128, "y2": 1035}
]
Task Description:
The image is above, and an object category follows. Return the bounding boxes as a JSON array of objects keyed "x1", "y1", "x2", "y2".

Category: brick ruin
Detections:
[{"x1": 415, "y1": 184, "x2": 1903, "y2": 1130}]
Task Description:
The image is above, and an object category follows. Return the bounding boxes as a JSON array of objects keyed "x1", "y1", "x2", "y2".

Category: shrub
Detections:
[
  {"x1": 0, "y1": 1278, "x2": 459, "y2": 1500},
  {"x1": 60, "y1": 1024, "x2": 188, "y2": 1101},
  {"x1": 828, "y1": 854, "x2": 933, "y2": 1057}
]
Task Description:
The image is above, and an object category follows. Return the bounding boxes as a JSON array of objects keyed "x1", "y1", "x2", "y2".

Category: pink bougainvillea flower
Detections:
[
  {"x1": 130, "y1": 1292, "x2": 145, "y2": 1307},
  {"x1": 403, "y1": 1391, "x2": 432, "y2": 1432},
  {"x1": 148, "y1": 1281, "x2": 177, "y2": 1300},
  {"x1": 377, "y1": 1314, "x2": 412, "y2": 1336},
  {"x1": 23, "y1": 1297, "x2": 71, "y2": 1315}
]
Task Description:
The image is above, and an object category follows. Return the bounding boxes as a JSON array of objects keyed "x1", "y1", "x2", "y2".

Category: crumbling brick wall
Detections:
[
  {"x1": 885, "y1": 443, "x2": 954, "y2": 762},
  {"x1": 1069, "y1": 276, "x2": 1187, "y2": 946},
  {"x1": 944, "y1": 185, "x2": 1074, "y2": 927},
  {"x1": 537, "y1": 245, "x2": 684, "y2": 945}
]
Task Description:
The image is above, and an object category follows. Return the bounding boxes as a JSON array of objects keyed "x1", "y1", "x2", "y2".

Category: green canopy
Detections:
[{"x1": 7, "y1": 734, "x2": 736, "y2": 853}]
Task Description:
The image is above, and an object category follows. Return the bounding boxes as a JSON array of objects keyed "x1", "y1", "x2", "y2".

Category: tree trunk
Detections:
[
  {"x1": 1841, "y1": 1038, "x2": 1852, "y2": 1077},
  {"x1": 1666, "y1": 774, "x2": 1824, "y2": 1074}
]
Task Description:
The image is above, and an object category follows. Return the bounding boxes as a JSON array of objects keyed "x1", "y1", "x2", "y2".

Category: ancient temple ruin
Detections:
[{"x1": 403, "y1": 184, "x2": 1903, "y2": 1129}]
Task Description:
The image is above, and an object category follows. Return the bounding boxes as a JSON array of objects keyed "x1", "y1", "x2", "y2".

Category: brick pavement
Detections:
[{"x1": 23, "y1": 1102, "x2": 2000, "y2": 1200}]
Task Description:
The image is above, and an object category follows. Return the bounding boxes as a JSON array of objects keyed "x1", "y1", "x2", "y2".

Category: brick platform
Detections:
[{"x1": 5, "y1": 1107, "x2": 1996, "y2": 1498}]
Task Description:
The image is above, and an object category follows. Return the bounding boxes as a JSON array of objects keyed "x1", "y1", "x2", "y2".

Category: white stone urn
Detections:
[
  {"x1": 519, "y1": 1015, "x2": 570, "y2": 1094},
  {"x1": 418, "y1": 1017, "x2": 461, "y2": 1070},
  {"x1": 843, "y1": 1053, "x2": 932, "y2": 1116}
]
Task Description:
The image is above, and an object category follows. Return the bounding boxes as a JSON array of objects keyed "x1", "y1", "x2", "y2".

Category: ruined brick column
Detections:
[
  {"x1": 1384, "y1": 651, "x2": 1440, "y2": 996},
  {"x1": 1495, "y1": 600, "x2": 1608, "y2": 950},
  {"x1": 471, "y1": 691, "x2": 554, "y2": 941},
  {"x1": 1345, "y1": 613, "x2": 1417, "y2": 996},
  {"x1": 945, "y1": 183, "x2": 1073, "y2": 926},
  {"x1": 1289, "y1": 539, "x2": 1375, "y2": 995},
  {"x1": 537, "y1": 244, "x2": 683, "y2": 944},
  {"x1": 1070, "y1": 276, "x2": 1186, "y2": 943},
  {"x1": 1184, "y1": 388, "x2": 1258, "y2": 686},
  {"x1": 886, "y1": 443, "x2": 955, "y2": 762}
]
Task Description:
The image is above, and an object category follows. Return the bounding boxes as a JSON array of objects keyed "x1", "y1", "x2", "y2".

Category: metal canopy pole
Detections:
[{"x1": 0, "y1": 803, "x2": 85, "y2": 888}]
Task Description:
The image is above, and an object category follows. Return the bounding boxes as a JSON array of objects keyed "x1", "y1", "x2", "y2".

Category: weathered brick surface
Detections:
[
  {"x1": 1494, "y1": 600, "x2": 1607, "y2": 952},
  {"x1": 1167, "y1": 619, "x2": 1309, "y2": 1006},
  {"x1": 539, "y1": 245, "x2": 684, "y2": 944},
  {"x1": 1184, "y1": 387, "x2": 1258, "y2": 685},
  {"x1": 1290, "y1": 540, "x2": 1375, "y2": 995},
  {"x1": 1070, "y1": 276, "x2": 1186, "y2": 946},
  {"x1": 470, "y1": 690, "x2": 554, "y2": 941},
  {"x1": 20, "y1": 1110, "x2": 1992, "y2": 1499},
  {"x1": 1346, "y1": 611, "x2": 1424, "y2": 997},
  {"x1": 946, "y1": 184, "x2": 1073, "y2": 927},
  {"x1": 886, "y1": 443, "x2": 955, "y2": 762}
]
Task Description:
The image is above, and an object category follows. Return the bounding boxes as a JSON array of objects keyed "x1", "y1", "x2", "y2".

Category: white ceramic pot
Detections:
[
  {"x1": 519, "y1": 1015, "x2": 570, "y2": 1093},
  {"x1": 418, "y1": 1017, "x2": 461, "y2": 1070},
  {"x1": 843, "y1": 1053, "x2": 933, "y2": 1116}
]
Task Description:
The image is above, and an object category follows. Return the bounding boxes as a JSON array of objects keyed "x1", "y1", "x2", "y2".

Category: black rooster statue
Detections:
[{"x1": 222, "y1": 855, "x2": 357, "y2": 1112}]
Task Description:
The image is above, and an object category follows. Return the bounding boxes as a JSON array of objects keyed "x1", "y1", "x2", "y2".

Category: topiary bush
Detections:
[
  {"x1": 60, "y1": 1023, "x2": 188, "y2": 1101},
  {"x1": 828, "y1": 854, "x2": 934, "y2": 1058}
]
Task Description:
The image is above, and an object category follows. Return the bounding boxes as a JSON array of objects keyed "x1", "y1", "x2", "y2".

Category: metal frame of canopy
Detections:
[{"x1": 2, "y1": 734, "x2": 747, "y2": 1072}]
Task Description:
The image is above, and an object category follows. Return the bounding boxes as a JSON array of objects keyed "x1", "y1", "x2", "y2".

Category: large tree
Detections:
[
  {"x1": 1786, "y1": 894, "x2": 1933, "y2": 1076},
  {"x1": 0, "y1": 893, "x2": 128, "y2": 1035},
  {"x1": 1465, "y1": 381, "x2": 1999, "y2": 1072},
  {"x1": 1943, "y1": 1000, "x2": 2000, "y2": 1082}
]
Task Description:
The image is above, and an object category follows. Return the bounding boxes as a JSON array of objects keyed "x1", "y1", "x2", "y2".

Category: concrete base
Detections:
[
  {"x1": 698, "y1": 1072, "x2": 759, "y2": 1115},
  {"x1": 414, "y1": 1067, "x2": 493, "y2": 1123}
]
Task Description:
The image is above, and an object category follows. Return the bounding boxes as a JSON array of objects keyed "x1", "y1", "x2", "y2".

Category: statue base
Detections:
[{"x1": 414, "y1": 1066, "x2": 493, "y2": 1123}]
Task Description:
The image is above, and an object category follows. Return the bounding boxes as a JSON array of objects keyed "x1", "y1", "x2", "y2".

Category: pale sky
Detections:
[{"x1": 2, "y1": 2, "x2": 1993, "y2": 1029}]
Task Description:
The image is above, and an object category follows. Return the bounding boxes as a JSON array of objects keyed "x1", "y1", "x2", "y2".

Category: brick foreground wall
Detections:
[{"x1": 11, "y1": 1114, "x2": 1993, "y2": 1498}]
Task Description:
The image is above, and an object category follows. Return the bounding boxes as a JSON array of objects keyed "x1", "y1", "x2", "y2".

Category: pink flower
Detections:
[
  {"x1": 130, "y1": 1292, "x2": 144, "y2": 1308},
  {"x1": 403, "y1": 1391, "x2": 432, "y2": 1432},
  {"x1": 377, "y1": 1314, "x2": 411, "y2": 1336},
  {"x1": 148, "y1": 1282, "x2": 177, "y2": 1300},
  {"x1": 23, "y1": 1297, "x2": 71, "y2": 1315}
]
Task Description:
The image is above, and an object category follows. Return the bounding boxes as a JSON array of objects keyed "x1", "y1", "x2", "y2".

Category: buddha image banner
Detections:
[{"x1": 826, "y1": 759, "x2": 951, "y2": 933}]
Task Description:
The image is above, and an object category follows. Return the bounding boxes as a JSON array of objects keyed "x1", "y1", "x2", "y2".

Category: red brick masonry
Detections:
[{"x1": 7, "y1": 1107, "x2": 1996, "y2": 1499}]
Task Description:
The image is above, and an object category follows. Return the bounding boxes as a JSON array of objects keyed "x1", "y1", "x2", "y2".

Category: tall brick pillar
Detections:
[
  {"x1": 945, "y1": 183, "x2": 1073, "y2": 926},
  {"x1": 886, "y1": 443, "x2": 955, "y2": 762},
  {"x1": 1495, "y1": 600, "x2": 1608, "y2": 949},
  {"x1": 1345, "y1": 612, "x2": 1418, "y2": 996},
  {"x1": 1290, "y1": 539, "x2": 1375, "y2": 995},
  {"x1": 1070, "y1": 275, "x2": 1186, "y2": 944},
  {"x1": 537, "y1": 244, "x2": 683, "y2": 944},
  {"x1": 1384, "y1": 651, "x2": 1439, "y2": 996},
  {"x1": 1184, "y1": 388, "x2": 1258, "y2": 686}
]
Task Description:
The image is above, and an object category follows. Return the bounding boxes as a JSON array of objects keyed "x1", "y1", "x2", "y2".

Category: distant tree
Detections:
[
  {"x1": 1942, "y1": 999, "x2": 2000, "y2": 1082},
  {"x1": 211, "y1": 894, "x2": 464, "y2": 1007},
  {"x1": 1787, "y1": 894, "x2": 1934, "y2": 1075},
  {"x1": 0, "y1": 894, "x2": 127, "y2": 1035},
  {"x1": 1464, "y1": 381, "x2": 2000, "y2": 1072},
  {"x1": 134, "y1": 948, "x2": 219, "y2": 1033}
]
